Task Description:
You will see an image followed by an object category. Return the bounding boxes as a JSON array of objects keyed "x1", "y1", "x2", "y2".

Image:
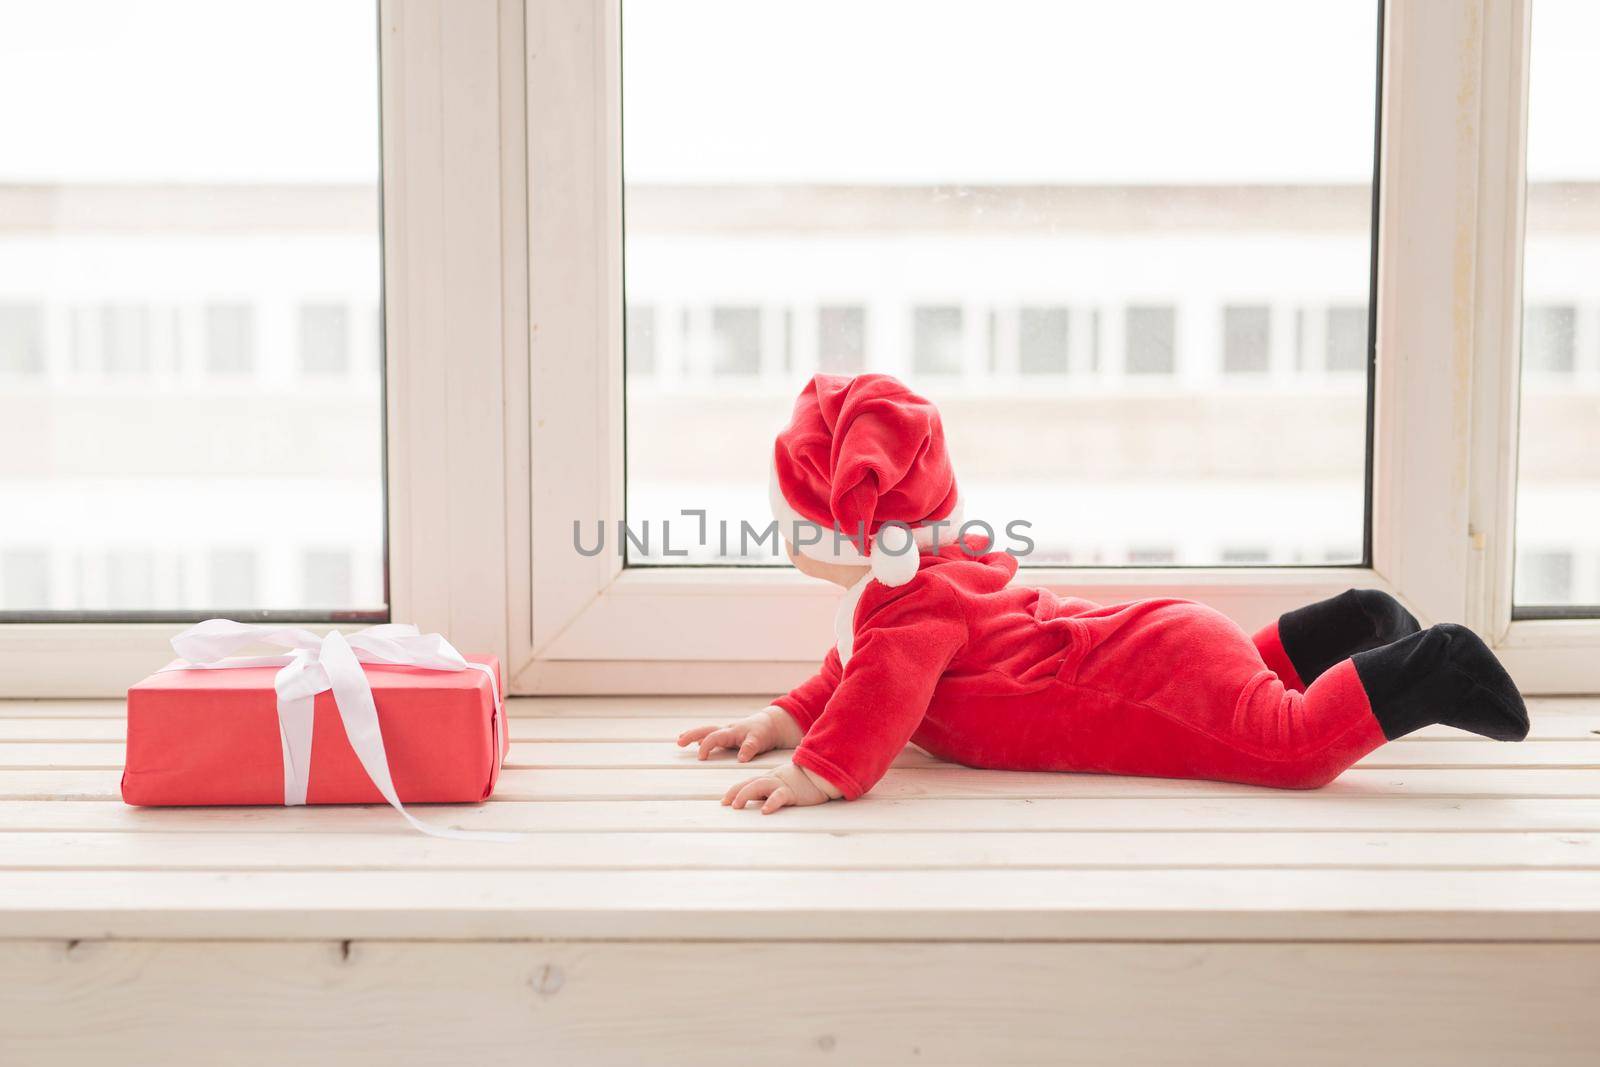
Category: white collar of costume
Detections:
[
  {"x1": 834, "y1": 572, "x2": 872, "y2": 667},
  {"x1": 767, "y1": 455, "x2": 964, "y2": 570}
]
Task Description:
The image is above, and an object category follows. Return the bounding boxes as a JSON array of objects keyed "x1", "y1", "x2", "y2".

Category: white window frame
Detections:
[
  {"x1": 4, "y1": 0, "x2": 1595, "y2": 698},
  {"x1": 0, "y1": 0, "x2": 521, "y2": 695},
  {"x1": 508, "y1": 0, "x2": 1596, "y2": 697}
]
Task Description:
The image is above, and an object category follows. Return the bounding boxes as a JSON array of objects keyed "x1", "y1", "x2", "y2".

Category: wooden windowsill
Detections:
[
  {"x1": 5, "y1": 694, "x2": 1600, "y2": 1062},
  {"x1": 0, "y1": 695, "x2": 1597, "y2": 942}
]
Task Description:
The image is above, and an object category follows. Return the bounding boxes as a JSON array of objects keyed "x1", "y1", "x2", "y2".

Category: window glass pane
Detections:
[
  {"x1": 1018, "y1": 308, "x2": 1070, "y2": 375},
  {"x1": 626, "y1": 306, "x2": 658, "y2": 377},
  {"x1": 1124, "y1": 305, "x2": 1177, "y2": 376},
  {"x1": 0, "y1": 1, "x2": 385, "y2": 616},
  {"x1": 299, "y1": 304, "x2": 352, "y2": 376},
  {"x1": 1324, "y1": 305, "x2": 1368, "y2": 373},
  {"x1": 817, "y1": 305, "x2": 866, "y2": 373},
  {"x1": 0, "y1": 304, "x2": 45, "y2": 374},
  {"x1": 623, "y1": 0, "x2": 1378, "y2": 566},
  {"x1": 1522, "y1": 305, "x2": 1576, "y2": 376},
  {"x1": 710, "y1": 307, "x2": 762, "y2": 376},
  {"x1": 1515, "y1": 0, "x2": 1600, "y2": 613},
  {"x1": 207, "y1": 548, "x2": 259, "y2": 608},
  {"x1": 912, "y1": 307, "x2": 964, "y2": 376},
  {"x1": 301, "y1": 549, "x2": 354, "y2": 609},
  {"x1": 1, "y1": 550, "x2": 51, "y2": 611},
  {"x1": 1222, "y1": 306, "x2": 1270, "y2": 375},
  {"x1": 205, "y1": 304, "x2": 256, "y2": 376}
]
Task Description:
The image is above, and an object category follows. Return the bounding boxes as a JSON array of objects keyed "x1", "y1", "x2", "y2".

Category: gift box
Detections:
[{"x1": 122, "y1": 621, "x2": 507, "y2": 812}]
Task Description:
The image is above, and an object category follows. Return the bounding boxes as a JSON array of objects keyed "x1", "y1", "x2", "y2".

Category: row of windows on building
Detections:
[
  {"x1": 626, "y1": 300, "x2": 1598, "y2": 382},
  {"x1": 625, "y1": 301, "x2": 1373, "y2": 381},
  {"x1": 4, "y1": 298, "x2": 1582, "y2": 383},
  {"x1": 643, "y1": 541, "x2": 1365, "y2": 568},
  {"x1": 0, "y1": 547, "x2": 371, "y2": 612},
  {"x1": 0, "y1": 300, "x2": 378, "y2": 380},
  {"x1": 632, "y1": 538, "x2": 1594, "y2": 602},
  {"x1": 3, "y1": 543, "x2": 1588, "y2": 609}
]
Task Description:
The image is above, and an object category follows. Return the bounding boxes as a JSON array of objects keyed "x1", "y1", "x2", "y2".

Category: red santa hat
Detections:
[{"x1": 770, "y1": 373, "x2": 962, "y2": 587}]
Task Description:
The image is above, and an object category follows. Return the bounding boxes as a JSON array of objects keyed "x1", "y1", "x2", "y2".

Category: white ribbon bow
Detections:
[{"x1": 163, "y1": 619, "x2": 514, "y2": 841}]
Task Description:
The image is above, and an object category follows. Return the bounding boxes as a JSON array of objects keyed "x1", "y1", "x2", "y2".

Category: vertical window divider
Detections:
[
  {"x1": 1467, "y1": 0, "x2": 1600, "y2": 690},
  {"x1": 1466, "y1": 0, "x2": 1533, "y2": 647},
  {"x1": 380, "y1": 0, "x2": 518, "y2": 669}
]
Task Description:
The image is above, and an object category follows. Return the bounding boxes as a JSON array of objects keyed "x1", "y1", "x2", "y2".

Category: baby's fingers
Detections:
[
  {"x1": 736, "y1": 731, "x2": 770, "y2": 762},
  {"x1": 760, "y1": 787, "x2": 793, "y2": 815},
  {"x1": 676, "y1": 723, "x2": 727, "y2": 748},
  {"x1": 696, "y1": 727, "x2": 743, "y2": 761},
  {"x1": 724, "y1": 776, "x2": 777, "y2": 810},
  {"x1": 721, "y1": 776, "x2": 758, "y2": 806}
]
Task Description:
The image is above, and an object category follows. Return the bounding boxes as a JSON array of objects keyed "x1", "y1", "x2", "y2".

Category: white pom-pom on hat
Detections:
[{"x1": 869, "y1": 523, "x2": 921, "y2": 587}]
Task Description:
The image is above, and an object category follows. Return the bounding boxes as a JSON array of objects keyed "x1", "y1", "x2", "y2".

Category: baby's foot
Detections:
[
  {"x1": 1351, "y1": 623, "x2": 1529, "y2": 742},
  {"x1": 1278, "y1": 588, "x2": 1421, "y2": 687}
]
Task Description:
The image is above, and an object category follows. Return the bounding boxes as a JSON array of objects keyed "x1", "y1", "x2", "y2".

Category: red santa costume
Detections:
[{"x1": 769, "y1": 374, "x2": 1528, "y2": 800}]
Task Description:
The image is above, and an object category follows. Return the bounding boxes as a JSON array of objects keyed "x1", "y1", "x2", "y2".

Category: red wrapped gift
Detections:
[{"x1": 123, "y1": 621, "x2": 508, "y2": 835}]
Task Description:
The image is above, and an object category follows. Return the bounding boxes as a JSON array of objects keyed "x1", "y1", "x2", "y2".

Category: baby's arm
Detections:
[
  {"x1": 675, "y1": 647, "x2": 843, "y2": 761},
  {"x1": 729, "y1": 582, "x2": 968, "y2": 813}
]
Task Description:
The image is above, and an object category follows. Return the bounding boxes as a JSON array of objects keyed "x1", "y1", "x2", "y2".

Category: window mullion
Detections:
[
  {"x1": 1465, "y1": 0, "x2": 1534, "y2": 643},
  {"x1": 1369, "y1": 0, "x2": 1488, "y2": 628}
]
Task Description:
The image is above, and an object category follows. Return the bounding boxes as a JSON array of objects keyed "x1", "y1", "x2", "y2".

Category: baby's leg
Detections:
[
  {"x1": 1225, "y1": 623, "x2": 1528, "y2": 788},
  {"x1": 1061, "y1": 603, "x2": 1523, "y2": 789},
  {"x1": 1251, "y1": 588, "x2": 1419, "y2": 693}
]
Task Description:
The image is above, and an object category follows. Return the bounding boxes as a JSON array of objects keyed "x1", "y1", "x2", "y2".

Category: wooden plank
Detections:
[
  {"x1": 4, "y1": 710, "x2": 1596, "y2": 743},
  {"x1": 0, "y1": 700, "x2": 125, "y2": 718},
  {"x1": 502, "y1": 740, "x2": 1587, "y2": 769},
  {"x1": 0, "y1": 696, "x2": 735, "y2": 719},
  {"x1": 3, "y1": 700, "x2": 1596, "y2": 738},
  {"x1": 7, "y1": 766, "x2": 1598, "y2": 801},
  {"x1": 506, "y1": 695, "x2": 757, "y2": 718},
  {"x1": 2, "y1": 797, "x2": 1596, "y2": 835},
  {"x1": 3, "y1": 716, "x2": 1587, "y2": 742},
  {"x1": 509, "y1": 715, "x2": 1600, "y2": 742},
  {"x1": 502, "y1": 693, "x2": 1600, "y2": 716},
  {"x1": 4, "y1": 940, "x2": 1596, "y2": 1066},
  {"x1": 1, "y1": 868, "x2": 1598, "y2": 940},
  {"x1": 503, "y1": 695, "x2": 1600, "y2": 733},
  {"x1": 3, "y1": 830, "x2": 1595, "y2": 872},
  {"x1": 10, "y1": 738, "x2": 1597, "y2": 771},
  {"x1": 4, "y1": 695, "x2": 1597, "y2": 723},
  {"x1": 0, "y1": 720, "x2": 125, "y2": 741}
]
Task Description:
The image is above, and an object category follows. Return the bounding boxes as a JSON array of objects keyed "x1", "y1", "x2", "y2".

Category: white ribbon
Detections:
[{"x1": 161, "y1": 619, "x2": 515, "y2": 841}]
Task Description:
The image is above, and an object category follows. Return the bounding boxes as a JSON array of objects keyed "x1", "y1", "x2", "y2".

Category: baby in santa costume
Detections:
[{"x1": 679, "y1": 373, "x2": 1528, "y2": 814}]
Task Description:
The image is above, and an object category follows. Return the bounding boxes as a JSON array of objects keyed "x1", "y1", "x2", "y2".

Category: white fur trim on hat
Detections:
[{"x1": 769, "y1": 455, "x2": 964, "y2": 587}]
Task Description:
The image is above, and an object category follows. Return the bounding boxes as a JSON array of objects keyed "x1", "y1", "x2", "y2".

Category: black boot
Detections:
[
  {"x1": 1351, "y1": 623, "x2": 1529, "y2": 741},
  {"x1": 1278, "y1": 588, "x2": 1421, "y2": 687}
]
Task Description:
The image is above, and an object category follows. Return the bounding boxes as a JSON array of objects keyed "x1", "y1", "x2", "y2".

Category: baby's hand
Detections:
[
  {"x1": 676, "y1": 705, "x2": 802, "y2": 762},
  {"x1": 723, "y1": 762, "x2": 837, "y2": 815}
]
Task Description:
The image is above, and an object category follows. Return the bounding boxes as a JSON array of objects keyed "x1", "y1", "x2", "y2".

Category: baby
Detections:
[{"x1": 678, "y1": 373, "x2": 1528, "y2": 814}]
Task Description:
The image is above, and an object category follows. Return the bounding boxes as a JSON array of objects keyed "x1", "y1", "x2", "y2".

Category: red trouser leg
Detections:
[
  {"x1": 1219, "y1": 658, "x2": 1390, "y2": 788},
  {"x1": 1251, "y1": 619, "x2": 1306, "y2": 693},
  {"x1": 1059, "y1": 601, "x2": 1388, "y2": 789}
]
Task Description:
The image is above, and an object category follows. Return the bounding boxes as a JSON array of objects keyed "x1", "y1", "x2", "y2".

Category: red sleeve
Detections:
[
  {"x1": 792, "y1": 582, "x2": 967, "y2": 800},
  {"x1": 770, "y1": 648, "x2": 843, "y2": 732}
]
